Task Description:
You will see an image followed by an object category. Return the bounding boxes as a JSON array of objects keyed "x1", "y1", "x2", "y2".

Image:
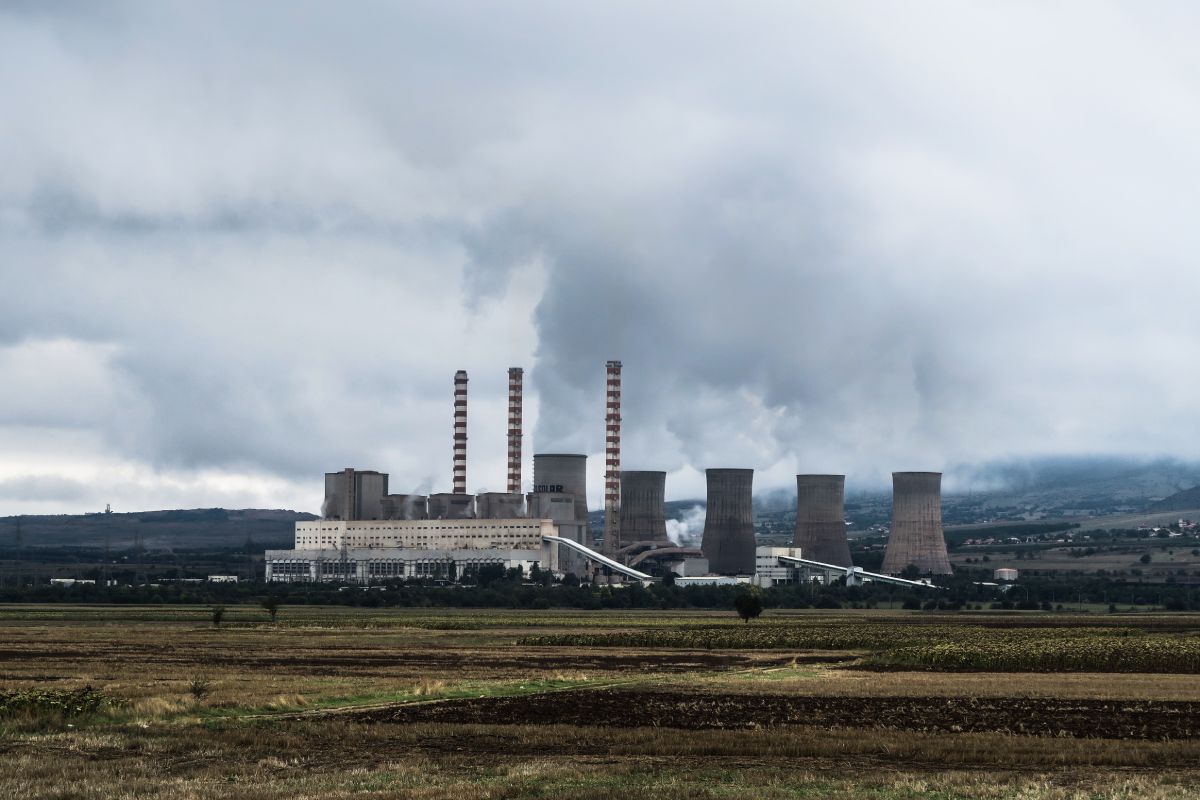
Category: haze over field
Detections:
[{"x1": 3, "y1": 2, "x2": 1200, "y2": 514}]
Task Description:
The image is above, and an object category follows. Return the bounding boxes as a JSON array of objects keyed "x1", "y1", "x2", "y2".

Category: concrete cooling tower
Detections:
[
  {"x1": 618, "y1": 471, "x2": 669, "y2": 547},
  {"x1": 701, "y1": 468, "x2": 756, "y2": 575},
  {"x1": 793, "y1": 475, "x2": 852, "y2": 568},
  {"x1": 881, "y1": 471, "x2": 953, "y2": 575},
  {"x1": 533, "y1": 454, "x2": 588, "y2": 522}
]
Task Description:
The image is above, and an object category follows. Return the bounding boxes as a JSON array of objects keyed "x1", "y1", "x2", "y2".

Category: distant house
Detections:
[{"x1": 993, "y1": 568, "x2": 1019, "y2": 581}]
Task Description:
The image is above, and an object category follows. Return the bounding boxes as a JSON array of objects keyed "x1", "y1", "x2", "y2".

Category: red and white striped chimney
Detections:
[
  {"x1": 453, "y1": 370, "x2": 468, "y2": 494},
  {"x1": 507, "y1": 367, "x2": 523, "y2": 494},
  {"x1": 603, "y1": 360, "x2": 622, "y2": 555}
]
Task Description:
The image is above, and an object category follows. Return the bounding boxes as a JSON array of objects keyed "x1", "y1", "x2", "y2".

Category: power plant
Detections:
[
  {"x1": 701, "y1": 469, "x2": 757, "y2": 575},
  {"x1": 265, "y1": 362, "x2": 955, "y2": 586},
  {"x1": 881, "y1": 471, "x2": 953, "y2": 575},
  {"x1": 793, "y1": 475, "x2": 852, "y2": 568}
]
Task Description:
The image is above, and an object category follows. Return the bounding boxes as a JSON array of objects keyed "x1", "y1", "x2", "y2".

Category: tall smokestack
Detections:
[
  {"x1": 881, "y1": 471, "x2": 952, "y2": 575},
  {"x1": 701, "y1": 468, "x2": 756, "y2": 575},
  {"x1": 507, "y1": 367, "x2": 523, "y2": 494},
  {"x1": 793, "y1": 475, "x2": 852, "y2": 567},
  {"x1": 453, "y1": 370, "x2": 468, "y2": 494},
  {"x1": 603, "y1": 360, "x2": 622, "y2": 555},
  {"x1": 618, "y1": 471, "x2": 668, "y2": 547}
]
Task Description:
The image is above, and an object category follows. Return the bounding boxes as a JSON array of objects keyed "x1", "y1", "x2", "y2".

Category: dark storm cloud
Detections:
[{"x1": 2, "y1": 2, "x2": 1200, "y2": 512}]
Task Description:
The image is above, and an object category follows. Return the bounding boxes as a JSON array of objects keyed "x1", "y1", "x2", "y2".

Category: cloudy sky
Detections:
[{"x1": 2, "y1": 1, "x2": 1200, "y2": 515}]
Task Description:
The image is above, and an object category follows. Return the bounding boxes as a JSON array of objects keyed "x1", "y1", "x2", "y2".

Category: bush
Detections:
[
  {"x1": 188, "y1": 675, "x2": 212, "y2": 700},
  {"x1": 0, "y1": 687, "x2": 109, "y2": 719}
]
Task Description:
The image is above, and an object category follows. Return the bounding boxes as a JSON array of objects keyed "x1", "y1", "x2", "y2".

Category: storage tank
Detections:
[
  {"x1": 792, "y1": 475, "x2": 852, "y2": 567},
  {"x1": 618, "y1": 471, "x2": 668, "y2": 548},
  {"x1": 701, "y1": 468, "x2": 756, "y2": 575},
  {"x1": 881, "y1": 471, "x2": 952, "y2": 575}
]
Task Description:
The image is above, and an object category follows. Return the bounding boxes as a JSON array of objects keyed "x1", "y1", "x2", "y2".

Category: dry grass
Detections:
[
  {"x1": 3, "y1": 605, "x2": 1200, "y2": 798},
  {"x1": 697, "y1": 663, "x2": 1200, "y2": 700},
  {"x1": 1, "y1": 721, "x2": 1198, "y2": 799}
]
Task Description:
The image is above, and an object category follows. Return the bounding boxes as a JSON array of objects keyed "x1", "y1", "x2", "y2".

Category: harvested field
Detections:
[
  {"x1": 1, "y1": 605, "x2": 1199, "y2": 798},
  {"x1": 365, "y1": 687, "x2": 1200, "y2": 739}
]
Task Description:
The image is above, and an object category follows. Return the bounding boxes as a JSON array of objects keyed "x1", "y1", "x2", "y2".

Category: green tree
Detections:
[{"x1": 734, "y1": 592, "x2": 763, "y2": 623}]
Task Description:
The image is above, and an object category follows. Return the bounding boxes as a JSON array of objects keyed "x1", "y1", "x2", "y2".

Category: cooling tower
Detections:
[
  {"x1": 618, "y1": 471, "x2": 668, "y2": 547},
  {"x1": 380, "y1": 494, "x2": 428, "y2": 520},
  {"x1": 701, "y1": 468, "x2": 756, "y2": 575},
  {"x1": 793, "y1": 475, "x2": 852, "y2": 567},
  {"x1": 427, "y1": 493, "x2": 476, "y2": 520},
  {"x1": 881, "y1": 471, "x2": 952, "y2": 575},
  {"x1": 533, "y1": 454, "x2": 588, "y2": 522},
  {"x1": 476, "y1": 492, "x2": 526, "y2": 519}
]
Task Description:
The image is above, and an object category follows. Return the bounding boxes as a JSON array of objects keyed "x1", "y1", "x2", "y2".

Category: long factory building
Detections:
[{"x1": 265, "y1": 459, "x2": 602, "y2": 583}]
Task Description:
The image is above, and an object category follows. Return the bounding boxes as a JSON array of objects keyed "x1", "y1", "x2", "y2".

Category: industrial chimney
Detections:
[
  {"x1": 793, "y1": 475, "x2": 852, "y2": 568},
  {"x1": 507, "y1": 367, "x2": 523, "y2": 494},
  {"x1": 881, "y1": 471, "x2": 953, "y2": 575},
  {"x1": 618, "y1": 470, "x2": 669, "y2": 549},
  {"x1": 701, "y1": 468, "x2": 756, "y2": 575},
  {"x1": 603, "y1": 360, "x2": 622, "y2": 555},
  {"x1": 453, "y1": 370, "x2": 468, "y2": 494}
]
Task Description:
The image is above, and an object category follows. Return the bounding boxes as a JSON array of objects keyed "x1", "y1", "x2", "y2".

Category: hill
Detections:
[
  {"x1": 1149, "y1": 486, "x2": 1200, "y2": 512},
  {"x1": 0, "y1": 509, "x2": 314, "y2": 550}
]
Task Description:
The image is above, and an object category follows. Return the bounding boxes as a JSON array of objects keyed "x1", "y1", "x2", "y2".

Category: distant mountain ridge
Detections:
[
  {"x1": 1149, "y1": 486, "x2": 1200, "y2": 513},
  {"x1": 0, "y1": 508, "x2": 315, "y2": 550}
]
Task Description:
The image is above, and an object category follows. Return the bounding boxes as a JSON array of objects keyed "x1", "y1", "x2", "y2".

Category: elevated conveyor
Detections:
[
  {"x1": 542, "y1": 535, "x2": 652, "y2": 580},
  {"x1": 776, "y1": 556, "x2": 940, "y2": 589}
]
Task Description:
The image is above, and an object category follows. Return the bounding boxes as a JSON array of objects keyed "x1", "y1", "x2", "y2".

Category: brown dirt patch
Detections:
[{"x1": 358, "y1": 688, "x2": 1200, "y2": 740}]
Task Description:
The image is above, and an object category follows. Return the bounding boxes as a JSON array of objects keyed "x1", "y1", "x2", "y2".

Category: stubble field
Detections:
[{"x1": 1, "y1": 605, "x2": 1199, "y2": 798}]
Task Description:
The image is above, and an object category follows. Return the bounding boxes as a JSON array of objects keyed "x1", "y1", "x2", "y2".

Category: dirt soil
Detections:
[
  {"x1": 359, "y1": 688, "x2": 1200, "y2": 740},
  {"x1": 0, "y1": 646, "x2": 803, "y2": 674}
]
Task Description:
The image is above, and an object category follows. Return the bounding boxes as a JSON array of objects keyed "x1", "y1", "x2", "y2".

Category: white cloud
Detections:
[{"x1": 2, "y1": 2, "x2": 1200, "y2": 513}]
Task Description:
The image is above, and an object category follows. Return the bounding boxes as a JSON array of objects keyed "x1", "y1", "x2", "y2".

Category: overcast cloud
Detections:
[{"x1": 2, "y1": 1, "x2": 1200, "y2": 515}]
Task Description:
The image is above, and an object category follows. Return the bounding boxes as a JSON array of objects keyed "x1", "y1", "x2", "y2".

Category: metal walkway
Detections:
[{"x1": 541, "y1": 535, "x2": 652, "y2": 580}]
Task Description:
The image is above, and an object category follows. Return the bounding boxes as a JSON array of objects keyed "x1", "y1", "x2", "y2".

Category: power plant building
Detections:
[
  {"x1": 792, "y1": 474, "x2": 852, "y2": 568},
  {"x1": 380, "y1": 494, "x2": 428, "y2": 520},
  {"x1": 531, "y1": 453, "x2": 590, "y2": 573},
  {"x1": 267, "y1": 464, "x2": 593, "y2": 583},
  {"x1": 427, "y1": 493, "x2": 476, "y2": 520},
  {"x1": 881, "y1": 471, "x2": 953, "y2": 575},
  {"x1": 701, "y1": 468, "x2": 757, "y2": 575},
  {"x1": 476, "y1": 492, "x2": 526, "y2": 519},
  {"x1": 322, "y1": 468, "x2": 389, "y2": 521}
]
